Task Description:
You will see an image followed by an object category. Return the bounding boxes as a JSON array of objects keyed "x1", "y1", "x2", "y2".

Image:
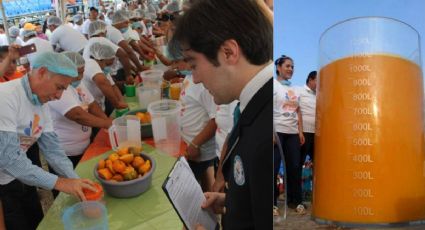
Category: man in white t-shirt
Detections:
[
  {"x1": 83, "y1": 41, "x2": 128, "y2": 115},
  {"x1": 298, "y1": 71, "x2": 317, "y2": 164},
  {"x1": 47, "y1": 16, "x2": 88, "y2": 53},
  {"x1": 0, "y1": 52, "x2": 97, "y2": 229},
  {"x1": 21, "y1": 30, "x2": 54, "y2": 64},
  {"x1": 82, "y1": 7, "x2": 99, "y2": 38},
  {"x1": 180, "y1": 74, "x2": 217, "y2": 192}
]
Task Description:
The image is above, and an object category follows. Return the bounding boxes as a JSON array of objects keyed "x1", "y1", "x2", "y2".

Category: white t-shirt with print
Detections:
[
  {"x1": 180, "y1": 75, "x2": 217, "y2": 162},
  {"x1": 48, "y1": 82, "x2": 94, "y2": 156},
  {"x1": 298, "y1": 85, "x2": 316, "y2": 133},
  {"x1": 0, "y1": 78, "x2": 54, "y2": 184},
  {"x1": 274, "y1": 79, "x2": 300, "y2": 134},
  {"x1": 23, "y1": 37, "x2": 54, "y2": 65},
  {"x1": 50, "y1": 25, "x2": 87, "y2": 52},
  {"x1": 106, "y1": 25, "x2": 125, "y2": 45},
  {"x1": 82, "y1": 58, "x2": 115, "y2": 111},
  {"x1": 215, "y1": 101, "x2": 237, "y2": 158}
]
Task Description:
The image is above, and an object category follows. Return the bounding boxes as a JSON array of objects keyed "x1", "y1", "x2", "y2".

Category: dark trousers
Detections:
[
  {"x1": 277, "y1": 132, "x2": 302, "y2": 206},
  {"x1": 300, "y1": 132, "x2": 315, "y2": 165},
  {"x1": 48, "y1": 154, "x2": 82, "y2": 198},
  {"x1": 0, "y1": 179, "x2": 44, "y2": 230}
]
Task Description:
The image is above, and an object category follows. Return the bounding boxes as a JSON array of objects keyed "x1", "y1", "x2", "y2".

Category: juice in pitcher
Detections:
[{"x1": 313, "y1": 53, "x2": 425, "y2": 224}]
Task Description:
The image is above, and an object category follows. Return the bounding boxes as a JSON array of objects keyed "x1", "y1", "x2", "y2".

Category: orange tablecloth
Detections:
[{"x1": 80, "y1": 129, "x2": 186, "y2": 162}]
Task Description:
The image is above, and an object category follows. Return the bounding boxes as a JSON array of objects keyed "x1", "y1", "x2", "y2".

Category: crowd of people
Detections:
[{"x1": 0, "y1": 0, "x2": 277, "y2": 229}]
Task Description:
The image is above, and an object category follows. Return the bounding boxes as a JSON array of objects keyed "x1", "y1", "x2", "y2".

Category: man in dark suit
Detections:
[{"x1": 169, "y1": 0, "x2": 273, "y2": 229}]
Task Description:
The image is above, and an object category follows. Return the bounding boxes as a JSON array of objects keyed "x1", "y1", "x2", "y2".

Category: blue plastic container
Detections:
[{"x1": 62, "y1": 201, "x2": 108, "y2": 230}]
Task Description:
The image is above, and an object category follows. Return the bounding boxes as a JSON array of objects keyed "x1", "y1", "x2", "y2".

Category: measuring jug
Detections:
[
  {"x1": 108, "y1": 115, "x2": 142, "y2": 151},
  {"x1": 140, "y1": 70, "x2": 164, "y2": 89},
  {"x1": 147, "y1": 100, "x2": 182, "y2": 157},
  {"x1": 313, "y1": 17, "x2": 425, "y2": 227}
]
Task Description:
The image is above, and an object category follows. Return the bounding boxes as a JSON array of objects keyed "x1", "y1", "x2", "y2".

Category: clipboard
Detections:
[{"x1": 162, "y1": 157, "x2": 218, "y2": 230}]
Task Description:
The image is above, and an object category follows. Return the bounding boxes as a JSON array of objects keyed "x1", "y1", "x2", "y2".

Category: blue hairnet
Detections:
[
  {"x1": 31, "y1": 52, "x2": 78, "y2": 78},
  {"x1": 8, "y1": 26, "x2": 20, "y2": 38},
  {"x1": 131, "y1": 21, "x2": 143, "y2": 30},
  {"x1": 62, "y1": 51, "x2": 85, "y2": 68}
]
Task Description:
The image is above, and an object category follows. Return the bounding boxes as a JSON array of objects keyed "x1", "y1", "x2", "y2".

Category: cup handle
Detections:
[{"x1": 108, "y1": 125, "x2": 119, "y2": 151}]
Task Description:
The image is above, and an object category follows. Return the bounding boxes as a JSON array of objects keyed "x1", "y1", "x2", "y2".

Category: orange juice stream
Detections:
[{"x1": 313, "y1": 54, "x2": 425, "y2": 223}]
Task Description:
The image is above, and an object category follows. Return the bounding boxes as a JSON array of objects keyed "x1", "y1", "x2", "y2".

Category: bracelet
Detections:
[{"x1": 190, "y1": 141, "x2": 199, "y2": 149}]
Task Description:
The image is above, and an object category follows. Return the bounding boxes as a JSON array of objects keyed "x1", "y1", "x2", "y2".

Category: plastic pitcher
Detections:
[
  {"x1": 108, "y1": 115, "x2": 142, "y2": 151},
  {"x1": 313, "y1": 17, "x2": 425, "y2": 227},
  {"x1": 62, "y1": 201, "x2": 108, "y2": 230},
  {"x1": 137, "y1": 83, "x2": 161, "y2": 109},
  {"x1": 147, "y1": 100, "x2": 181, "y2": 157},
  {"x1": 140, "y1": 70, "x2": 164, "y2": 89}
]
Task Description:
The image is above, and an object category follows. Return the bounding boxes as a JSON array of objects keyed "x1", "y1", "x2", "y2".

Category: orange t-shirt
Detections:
[{"x1": 0, "y1": 71, "x2": 24, "y2": 83}]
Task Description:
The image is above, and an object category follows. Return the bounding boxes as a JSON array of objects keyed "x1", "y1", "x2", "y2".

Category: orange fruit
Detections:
[
  {"x1": 111, "y1": 174, "x2": 124, "y2": 182},
  {"x1": 112, "y1": 160, "x2": 126, "y2": 174},
  {"x1": 105, "y1": 159, "x2": 115, "y2": 174},
  {"x1": 122, "y1": 166, "x2": 137, "y2": 181},
  {"x1": 129, "y1": 146, "x2": 143, "y2": 155},
  {"x1": 119, "y1": 154, "x2": 134, "y2": 164},
  {"x1": 132, "y1": 156, "x2": 145, "y2": 168},
  {"x1": 138, "y1": 160, "x2": 151, "y2": 175},
  {"x1": 108, "y1": 153, "x2": 119, "y2": 161},
  {"x1": 98, "y1": 168, "x2": 113, "y2": 180},
  {"x1": 117, "y1": 147, "x2": 129, "y2": 156},
  {"x1": 98, "y1": 159, "x2": 106, "y2": 170},
  {"x1": 83, "y1": 183, "x2": 103, "y2": 201}
]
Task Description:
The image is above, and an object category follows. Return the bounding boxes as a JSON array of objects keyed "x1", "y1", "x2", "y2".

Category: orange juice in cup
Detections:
[{"x1": 169, "y1": 82, "x2": 182, "y2": 100}]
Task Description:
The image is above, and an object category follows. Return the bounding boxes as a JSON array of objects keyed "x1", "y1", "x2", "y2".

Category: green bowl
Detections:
[{"x1": 124, "y1": 109, "x2": 153, "y2": 138}]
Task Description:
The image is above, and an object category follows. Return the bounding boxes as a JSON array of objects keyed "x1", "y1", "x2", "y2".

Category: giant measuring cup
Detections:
[
  {"x1": 108, "y1": 115, "x2": 142, "y2": 151},
  {"x1": 313, "y1": 17, "x2": 425, "y2": 226}
]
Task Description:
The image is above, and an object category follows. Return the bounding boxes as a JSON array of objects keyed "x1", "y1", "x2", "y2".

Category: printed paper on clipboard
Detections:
[{"x1": 162, "y1": 157, "x2": 218, "y2": 230}]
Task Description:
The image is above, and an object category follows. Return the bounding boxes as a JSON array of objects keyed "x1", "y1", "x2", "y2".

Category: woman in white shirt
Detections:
[{"x1": 273, "y1": 55, "x2": 305, "y2": 214}]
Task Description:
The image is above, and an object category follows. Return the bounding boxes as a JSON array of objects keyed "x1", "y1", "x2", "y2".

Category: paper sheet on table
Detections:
[{"x1": 162, "y1": 157, "x2": 218, "y2": 230}]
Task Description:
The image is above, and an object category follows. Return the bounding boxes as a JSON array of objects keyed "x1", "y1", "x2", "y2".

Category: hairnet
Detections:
[
  {"x1": 31, "y1": 52, "x2": 78, "y2": 78},
  {"x1": 22, "y1": 29, "x2": 37, "y2": 38},
  {"x1": 89, "y1": 42, "x2": 116, "y2": 60},
  {"x1": 19, "y1": 18, "x2": 27, "y2": 27},
  {"x1": 131, "y1": 21, "x2": 143, "y2": 30},
  {"x1": 135, "y1": 9, "x2": 146, "y2": 19},
  {"x1": 8, "y1": 26, "x2": 20, "y2": 38},
  {"x1": 62, "y1": 51, "x2": 85, "y2": 68},
  {"x1": 47, "y1": 16, "x2": 62, "y2": 26},
  {"x1": 88, "y1": 20, "x2": 107, "y2": 38},
  {"x1": 73, "y1": 14, "x2": 83, "y2": 23},
  {"x1": 112, "y1": 10, "x2": 129, "y2": 25}
]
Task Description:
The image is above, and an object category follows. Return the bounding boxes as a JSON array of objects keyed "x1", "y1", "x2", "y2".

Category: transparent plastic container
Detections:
[
  {"x1": 62, "y1": 201, "x2": 108, "y2": 230},
  {"x1": 136, "y1": 84, "x2": 161, "y2": 109},
  {"x1": 148, "y1": 100, "x2": 182, "y2": 157},
  {"x1": 108, "y1": 115, "x2": 142, "y2": 151},
  {"x1": 313, "y1": 17, "x2": 425, "y2": 227}
]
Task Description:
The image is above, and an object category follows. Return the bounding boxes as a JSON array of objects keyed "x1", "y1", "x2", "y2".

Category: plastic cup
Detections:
[
  {"x1": 147, "y1": 100, "x2": 182, "y2": 157},
  {"x1": 62, "y1": 201, "x2": 108, "y2": 230},
  {"x1": 125, "y1": 84, "x2": 136, "y2": 97},
  {"x1": 313, "y1": 17, "x2": 425, "y2": 226},
  {"x1": 140, "y1": 70, "x2": 164, "y2": 89},
  {"x1": 136, "y1": 84, "x2": 161, "y2": 109}
]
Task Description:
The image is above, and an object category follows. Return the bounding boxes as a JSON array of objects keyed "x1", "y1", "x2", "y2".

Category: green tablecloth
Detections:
[{"x1": 37, "y1": 145, "x2": 182, "y2": 230}]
